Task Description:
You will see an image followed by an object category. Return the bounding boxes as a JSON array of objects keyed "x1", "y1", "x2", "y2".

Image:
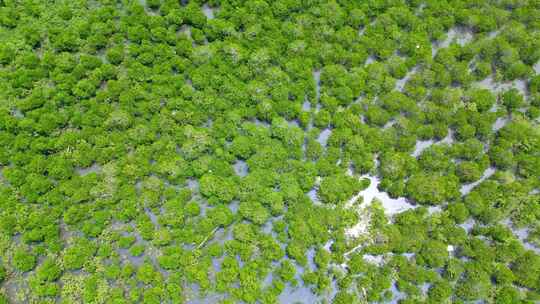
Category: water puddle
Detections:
[
  {"x1": 228, "y1": 200, "x2": 239, "y2": 213},
  {"x1": 395, "y1": 66, "x2": 418, "y2": 92},
  {"x1": 503, "y1": 219, "x2": 540, "y2": 254},
  {"x1": 202, "y1": 4, "x2": 215, "y2": 19},
  {"x1": 187, "y1": 179, "x2": 199, "y2": 191},
  {"x1": 302, "y1": 99, "x2": 311, "y2": 111},
  {"x1": 77, "y1": 163, "x2": 102, "y2": 176},
  {"x1": 411, "y1": 129, "x2": 454, "y2": 158},
  {"x1": 278, "y1": 281, "x2": 323, "y2": 304},
  {"x1": 307, "y1": 177, "x2": 322, "y2": 205},
  {"x1": 492, "y1": 116, "x2": 509, "y2": 132},
  {"x1": 317, "y1": 128, "x2": 332, "y2": 147},
  {"x1": 365, "y1": 55, "x2": 376, "y2": 65},
  {"x1": 178, "y1": 25, "x2": 192, "y2": 39},
  {"x1": 412, "y1": 140, "x2": 435, "y2": 157},
  {"x1": 459, "y1": 218, "x2": 476, "y2": 232},
  {"x1": 313, "y1": 70, "x2": 321, "y2": 107},
  {"x1": 474, "y1": 76, "x2": 527, "y2": 96},
  {"x1": 233, "y1": 160, "x2": 248, "y2": 177},
  {"x1": 432, "y1": 28, "x2": 473, "y2": 57},
  {"x1": 460, "y1": 167, "x2": 495, "y2": 196}
]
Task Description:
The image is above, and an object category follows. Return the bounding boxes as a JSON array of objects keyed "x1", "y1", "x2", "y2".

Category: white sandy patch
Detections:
[{"x1": 344, "y1": 175, "x2": 416, "y2": 239}]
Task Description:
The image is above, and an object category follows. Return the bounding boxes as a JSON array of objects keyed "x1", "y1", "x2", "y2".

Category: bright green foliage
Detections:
[
  {"x1": 513, "y1": 252, "x2": 540, "y2": 290},
  {"x1": 0, "y1": 0, "x2": 539, "y2": 303},
  {"x1": 502, "y1": 89, "x2": 525, "y2": 111},
  {"x1": 0, "y1": 265, "x2": 6, "y2": 283},
  {"x1": 12, "y1": 248, "x2": 36, "y2": 272},
  {"x1": 318, "y1": 174, "x2": 367, "y2": 204},
  {"x1": 63, "y1": 239, "x2": 97, "y2": 270},
  {"x1": 406, "y1": 174, "x2": 460, "y2": 205},
  {"x1": 418, "y1": 240, "x2": 449, "y2": 268},
  {"x1": 200, "y1": 174, "x2": 237, "y2": 203}
]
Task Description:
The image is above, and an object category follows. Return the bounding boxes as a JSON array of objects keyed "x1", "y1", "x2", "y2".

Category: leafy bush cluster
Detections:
[{"x1": 0, "y1": 0, "x2": 540, "y2": 303}]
